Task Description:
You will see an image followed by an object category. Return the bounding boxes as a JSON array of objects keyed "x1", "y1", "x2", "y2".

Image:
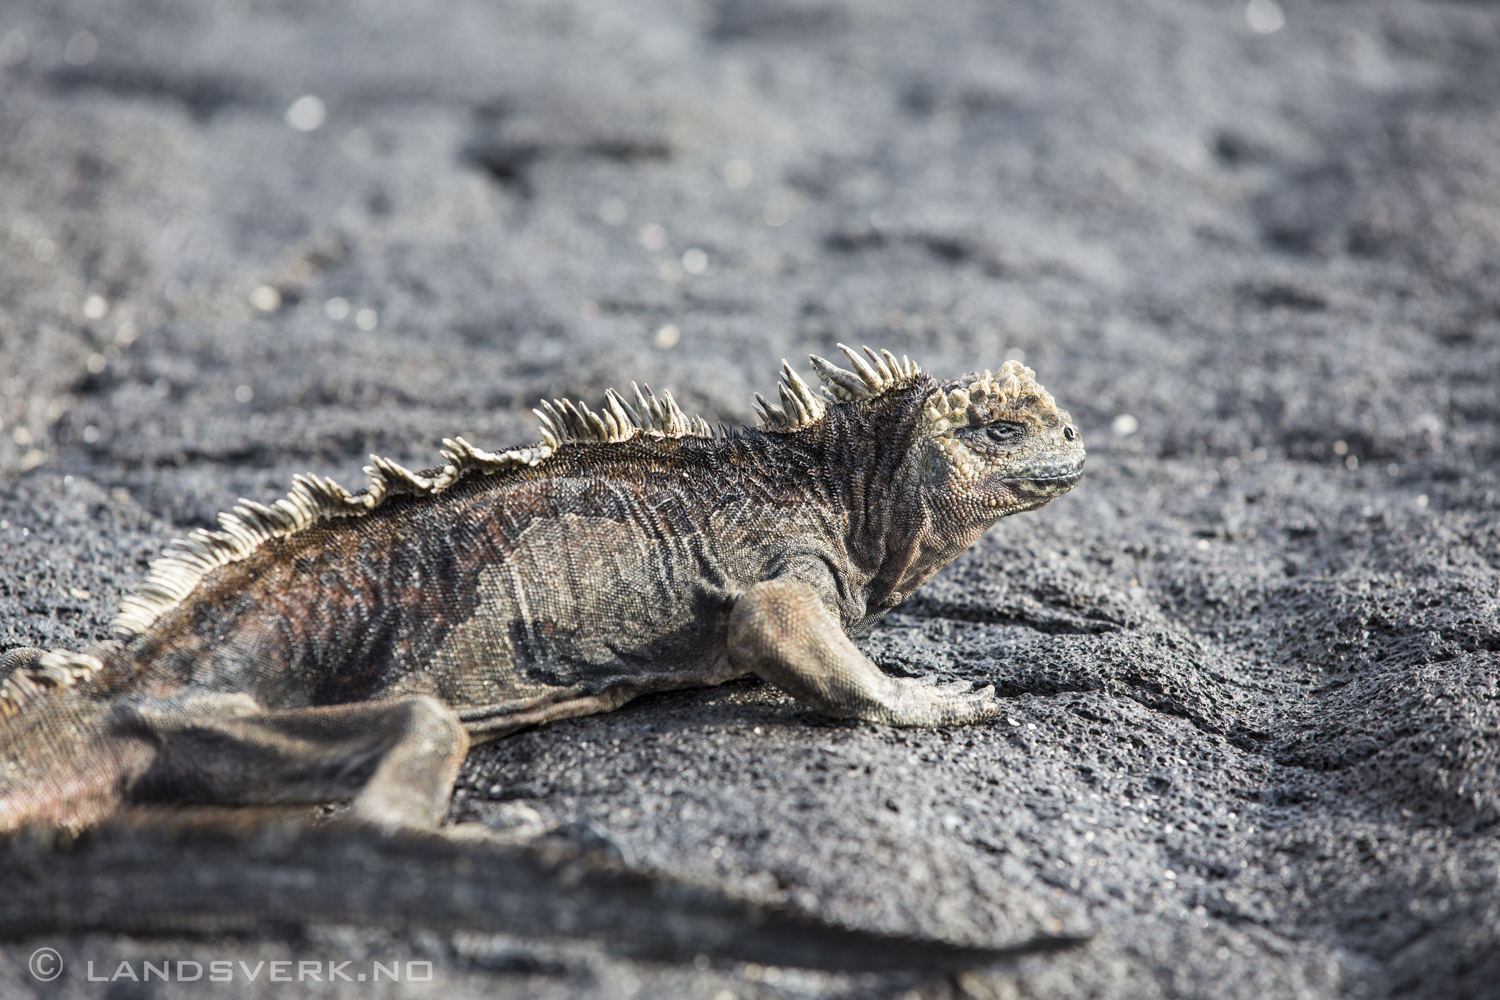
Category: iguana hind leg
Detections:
[
  {"x1": 727, "y1": 578, "x2": 999, "y2": 726},
  {"x1": 126, "y1": 693, "x2": 469, "y2": 830}
]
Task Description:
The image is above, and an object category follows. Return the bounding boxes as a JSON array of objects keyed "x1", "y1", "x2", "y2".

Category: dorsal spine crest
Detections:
[
  {"x1": 50, "y1": 348, "x2": 925, "y2": 647},
  {"x1": 806, "y1": 344, "x2": 922, "y2": 403}
]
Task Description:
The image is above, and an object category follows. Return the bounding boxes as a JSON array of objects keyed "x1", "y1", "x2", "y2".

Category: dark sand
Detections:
[{"x1": 2, "y1": 1, "x2": 1497, "y2": 996}]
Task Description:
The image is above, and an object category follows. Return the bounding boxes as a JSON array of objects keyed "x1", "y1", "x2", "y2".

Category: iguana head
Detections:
[
  {"x1": 912, "y1": 359, "x2": 1085, "y2": 517},
  {"x1": 793, "y1": 345, "x2": 1084, "y2": 519}
]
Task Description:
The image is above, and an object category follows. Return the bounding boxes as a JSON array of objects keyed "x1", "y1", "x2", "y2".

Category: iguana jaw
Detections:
[
  {"x1": 970, "y1": 435, "x2": 1085, "y2": 515},
  {"x1": 998, "y1": 449, "x2": 1087, "y2": 499}
]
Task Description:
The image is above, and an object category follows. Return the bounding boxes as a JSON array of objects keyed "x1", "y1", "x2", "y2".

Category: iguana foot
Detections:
[
  {"x1": 728, "y1": 579, "x2": 1000, "y2": 727},
  {"x1": 885, "y1": 680, "x2": 999, "y2": 727},
  {"x1": 447, "y1": 802, "x2": 547, "y2": 845}
]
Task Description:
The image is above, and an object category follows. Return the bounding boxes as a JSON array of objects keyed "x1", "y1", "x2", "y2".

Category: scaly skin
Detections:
[{"x1": 0, "y1": 348, "x2": 1083, "y2": 834}]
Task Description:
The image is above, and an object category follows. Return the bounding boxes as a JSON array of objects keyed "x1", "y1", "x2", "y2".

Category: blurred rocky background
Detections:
[{"x1": 1, "y1": 0, "x2": 1498, "y2": 997}]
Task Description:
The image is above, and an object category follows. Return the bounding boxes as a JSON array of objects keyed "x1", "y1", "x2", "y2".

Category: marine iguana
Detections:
[{"x1": 0, "y1": 346, "x2": 1084, "y2": 835}]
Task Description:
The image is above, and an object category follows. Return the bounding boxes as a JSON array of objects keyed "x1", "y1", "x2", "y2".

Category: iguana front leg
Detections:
[
  {"x1": 727, "y1": 578, "x2": 999, "y2": 726},
  {"x1": 125, "y1": 694, "x2": 469, "y2": 830}
]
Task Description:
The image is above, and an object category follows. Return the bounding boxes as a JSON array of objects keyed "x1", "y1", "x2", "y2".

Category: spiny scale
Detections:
[
  {"x1": 753, "y1": 361, "x2": 827, "y2": 431},
  {"x1": 757, "y1": 345, "x2": 922, "y2": 429}
]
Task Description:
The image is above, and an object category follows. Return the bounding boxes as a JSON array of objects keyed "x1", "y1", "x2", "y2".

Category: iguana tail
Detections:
[{"x1": 0, "y1": 815, "x2": 1088, "y2": 973}]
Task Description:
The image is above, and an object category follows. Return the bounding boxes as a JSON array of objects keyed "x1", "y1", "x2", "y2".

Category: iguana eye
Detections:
[
  {"x1": 957, "y1": 420, "x2": 1025, "y2": 451},
  {"x1": 984, "y1": 422, "x2": 1024, "y2": 445}
]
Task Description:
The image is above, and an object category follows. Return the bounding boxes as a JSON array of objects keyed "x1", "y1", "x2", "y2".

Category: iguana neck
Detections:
[{"x1": 784, "y1": 388, "x2": 949, "y2": 612}]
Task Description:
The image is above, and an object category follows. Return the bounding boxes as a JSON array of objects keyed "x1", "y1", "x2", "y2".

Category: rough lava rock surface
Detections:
[{"x1": 2, "y1": 1, "x2": 1499, "y2": 997}]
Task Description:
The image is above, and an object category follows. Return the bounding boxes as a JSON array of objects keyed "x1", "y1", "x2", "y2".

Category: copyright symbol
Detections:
[{"x1": 29, "y1": 947, "x2": 63, "y2": 981}]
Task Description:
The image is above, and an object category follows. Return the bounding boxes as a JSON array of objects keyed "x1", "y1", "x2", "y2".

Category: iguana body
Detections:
[{"x1": 0, "y1": 348, "x2": 1083, "y2": 834}]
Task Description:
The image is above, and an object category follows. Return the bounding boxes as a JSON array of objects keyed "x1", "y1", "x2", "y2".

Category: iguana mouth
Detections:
[
  {"x1": 1007, "y1": 474, "x2": 1082, "y2": 498},
  {"x1": 1002, "y1": 460, "x2": 1085, "y2": 497}
]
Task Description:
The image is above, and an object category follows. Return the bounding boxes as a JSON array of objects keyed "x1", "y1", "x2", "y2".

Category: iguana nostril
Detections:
[{"x1": 1063, "y1": 426, "x2": 1077, "y2": 441}]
